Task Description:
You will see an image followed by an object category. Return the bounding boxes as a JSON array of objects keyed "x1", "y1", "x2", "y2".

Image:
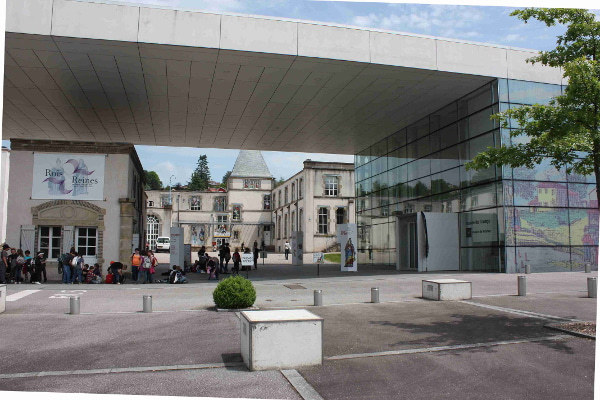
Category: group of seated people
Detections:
[
  {"x1": 82, "y1": 263, "x2": 103, "y2": 284},
  {"x1": 191, "y1": 246, "x2": 248, "y2": 280}
]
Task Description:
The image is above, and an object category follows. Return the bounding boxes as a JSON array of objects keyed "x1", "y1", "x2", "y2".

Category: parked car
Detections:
[{"x1": 156, "y1": 237, "x2": 171, "y2": 252}]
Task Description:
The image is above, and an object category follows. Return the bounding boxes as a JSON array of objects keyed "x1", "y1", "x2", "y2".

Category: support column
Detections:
[{"x1": 119, "y1": 199, "x2": 135, "y2": 266}]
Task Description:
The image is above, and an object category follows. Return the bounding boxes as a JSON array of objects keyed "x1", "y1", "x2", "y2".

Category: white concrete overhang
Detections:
[{"x1": 3, "y1": 0, "x2": 563, "y2": 155}]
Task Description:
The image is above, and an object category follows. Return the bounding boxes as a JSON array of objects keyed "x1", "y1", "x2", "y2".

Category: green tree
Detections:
[
  {"x1": 467, "y1": 8, "x2": 600, "y2": 210},
  {"x1": 143, "y1": 170, "x2": 163, "y2": 190},
  {"x1": 221, "y1": 170, "x2": 232, "y2": 188},
  {"x1": 188, "y1": 155, "x2": 211, "y2": 191},
  {"x1": 273, "y1": 177, "x2": 286, "y2": 188}
]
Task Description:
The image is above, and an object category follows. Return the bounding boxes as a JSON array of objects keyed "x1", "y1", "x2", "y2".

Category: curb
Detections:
[
  {"x1": 216, "y1": 306, "x2": 260, "y2": 312},
  {"x1": 544, "y1": 323, "x2": 596, "y2": 340}
]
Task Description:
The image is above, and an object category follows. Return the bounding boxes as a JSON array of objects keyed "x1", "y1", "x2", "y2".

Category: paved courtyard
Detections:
[{"x1": 0, "y1": 268, "x2": 596, "y2": 399}]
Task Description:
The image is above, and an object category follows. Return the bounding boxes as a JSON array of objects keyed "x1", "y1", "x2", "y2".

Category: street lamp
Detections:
[
  {"x1": 169, "y1": 174, "x2": 176, "y2": 228},
  {"x1": 169, "y1": 174, "x2": 176, "y2": 204}
]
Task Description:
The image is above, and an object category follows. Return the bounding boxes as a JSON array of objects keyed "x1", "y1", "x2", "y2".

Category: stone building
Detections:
[
  {"x1": 272, "y1": 160, "x2": 355, "y2": 253},
  {"x1": 4, "y1": 140, "x2": 146, "y2": 276},
  {"x1": 145, "y1": 150, "x2": 274, "y2": 251}
]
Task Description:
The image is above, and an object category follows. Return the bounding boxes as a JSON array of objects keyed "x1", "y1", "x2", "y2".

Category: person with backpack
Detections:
[
  {"x1": 13, "y1": 249, "x2": 25, "y2": 284},
  {"x1": 72, "y1": 251, "x2": 84, "y2": 284},
  {"x1": 23, "y1": 250, "x2": 32, "y2": 283},
  {"x1": 232, "y1": 248, "x2": 241, "y2": 275},
  {"x1": 147, "y1": 250, "x2": 157, "y2": 283},
  {"x1": 30, "y1": 252, "x2": 44, "y2": 284},
  {"x1": 131, "y1": 248, "x2": 142, "y2": 283},
  {"x1": 58, "y1": 251, "x2": 73, "y2": 284},
  {"x1": 140, "y1": 251, "x2": 152, "y2": 284},
  {"x1": 8, "y1": 248, "x2": 17, "y2": 283}
]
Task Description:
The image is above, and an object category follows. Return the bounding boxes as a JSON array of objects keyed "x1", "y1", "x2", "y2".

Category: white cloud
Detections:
[
  {"x1": 348, "y1": 5, "x2": 485, "y2": 40},
  {"x1": 500, "y1": 33, "x2": 524, "y2": 43}
]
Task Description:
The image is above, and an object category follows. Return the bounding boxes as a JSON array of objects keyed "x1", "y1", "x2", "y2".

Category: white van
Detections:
[{"x1": 156, "y1": 237, "x2": 171, "y2": 252}]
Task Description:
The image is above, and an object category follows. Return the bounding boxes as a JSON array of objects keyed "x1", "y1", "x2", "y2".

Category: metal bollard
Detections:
[
  {"x1": 143, "y1": 295, "x2": 152, "y2": 313},
  {"x1": 371, "y1": 287, "x2": 380, "y2": 303},
  {"x1": 69, "y1": 296, "x2": 80, "y2": 315},
  {"x1": 585, "y1": 263, "x2": 591, "y2": 273},
  {"x1": 588, "y1": 277, "x2": 597, "y2": 298},
  {"x1": 525, "y1": 264, "x2": 531, "y2": 274},
  {"x1": 518, "y1": 276, "x2": 526, "y2": 296},
  {"x1": 314, "y1": 290, "x2": 323, "y2": 306}
]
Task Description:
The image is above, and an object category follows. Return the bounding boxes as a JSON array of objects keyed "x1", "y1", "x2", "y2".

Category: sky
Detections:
[{"x1": 4, "y1": 0, "x2": 591, "y2": 186}]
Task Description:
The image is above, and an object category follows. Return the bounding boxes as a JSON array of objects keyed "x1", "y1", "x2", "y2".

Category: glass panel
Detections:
[
  {"x1": 571, "y1": 246, "x2": 598, "y2": 271},
  {"x1": 460, "y1": 247, "x2": 501, "y2": 272},
  {"x1": 407, "y1": 117, "x2": 429, "y2": 143},
  {"x1": 568, "y1": 183, "x2": 598, "y2": 208},
  {"x1": 498, "y1": 79, "x2": 509, "y2": 102},
  {"x1": 567, "y1": 164, "x2": 596, "y2": 183},
  {"x1": 461, "y1": 183, "x2": 497, "y2": 211},
  {"x1": 78, "y1": 237, "x2": 86, "y2": 246},
  {"x1": 507, "y1": 80, "x2": 562, "y2": 105},
  {"x1": 430, "y1": 103, "x2": 458, "y2": 132},
  {"x1": 512, "y1": 181, "x2": 568, "y2": 207},
  {"x1": 431, "y1": 168, "x2": 460, "y2": 194},
  {"x1": 513, "y1": 158, "x2": 566, "y2": 182},
  {"x1": 569, "y1": 209, "x2": 599, "y2": 246},
  {"x1": 388, "y1": 129, "x2": 406, "y2": 151},
  {"x1": 460, "y1": 208, "x2": 499, "y2": 247},
  {"x1": 507, "y1": 246, "x2": 571, "y2": 273},
  {"x1": 438, "y1": 123, "x2": 459, "y2": 149},
  {"x1": 468, "y1": 105, "x2": 499, "y2": 139},
  {"x1": 458, "y1": 83, "x2": 492, "y2": 118},
  {"x1": 372, "y1": 138, "x2": 388, "y2": 159},
  {"x1": 513, "y1": 207, "x2": 570, "y2": 246},
  {"x1": 40, "y1": 227, "x2": 49, "y2": 236}
]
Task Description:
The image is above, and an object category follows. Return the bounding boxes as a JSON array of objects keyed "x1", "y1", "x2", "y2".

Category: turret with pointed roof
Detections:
[{"x1": 231, "y1": 150, "x2": 272, "y2": 178}]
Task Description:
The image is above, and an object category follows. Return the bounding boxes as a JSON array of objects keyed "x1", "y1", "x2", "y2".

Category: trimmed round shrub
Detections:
[{"x1": 213, "y1": 276, "x2": 257, "y2": 309}]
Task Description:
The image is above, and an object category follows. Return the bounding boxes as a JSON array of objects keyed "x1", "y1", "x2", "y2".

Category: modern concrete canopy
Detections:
[{"x1": 4, "y1": 0, "x2": 563, "y2": 155}]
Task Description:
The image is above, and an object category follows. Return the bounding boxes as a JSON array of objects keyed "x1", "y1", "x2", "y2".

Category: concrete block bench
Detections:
[
  {"x1": 422, "y1": 279, "x2": 472, "y2": 301},
  {"x1": 240, "y1": 309, "x2": 323, "y2": 371},
  {"x1": 0, "y1": 284, "x2": 6, "y2": 313}
]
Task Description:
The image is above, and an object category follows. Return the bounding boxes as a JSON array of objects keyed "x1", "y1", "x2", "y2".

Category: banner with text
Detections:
[
  {"x1": 338, "y1": 224, "x2": 357, "y2": 272},
  {"x1": 32, "y1": 153, "x2": 105, "y2": 200}
]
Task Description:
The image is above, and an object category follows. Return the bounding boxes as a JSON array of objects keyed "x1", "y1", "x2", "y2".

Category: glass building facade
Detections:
[{"x1": 355, "y1": 79, "x2": 598, "y2": 272}]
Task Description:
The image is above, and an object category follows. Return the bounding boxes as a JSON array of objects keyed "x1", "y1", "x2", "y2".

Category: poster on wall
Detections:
[
  {"x1": 339, "y1": 224, "x2": 358, "y2": 272},
  {"x1": 190, "y1": 224, "x2": 207, "y2": 246},
  {"x1": 32, "y1": 153, "x2": 105, "y2": 200}
]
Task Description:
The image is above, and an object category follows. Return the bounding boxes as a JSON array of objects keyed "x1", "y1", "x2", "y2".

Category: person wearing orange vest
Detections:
[{"x1": 131, "y1": 248, "x2": 143, "y2": 283}]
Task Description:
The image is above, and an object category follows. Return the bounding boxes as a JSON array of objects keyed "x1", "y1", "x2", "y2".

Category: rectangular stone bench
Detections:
[
  {"x1": 0, "y1": 284, "x2": 6, "y2": 313},
  {"x1": 240, "y1": 309, "x2": 323, "y2": 371},
  {"x1": 422, "y1": 279, "x2": 472, "y2": 301}
]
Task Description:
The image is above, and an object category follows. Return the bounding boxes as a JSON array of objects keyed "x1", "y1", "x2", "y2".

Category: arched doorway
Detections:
[{"x1": 146, "y1": 215, "x2": 161, "y2": 251}]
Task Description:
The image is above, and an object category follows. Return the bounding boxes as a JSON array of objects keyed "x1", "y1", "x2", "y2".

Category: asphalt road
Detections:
[{"x1": 1, "y1": 270, "x2": 596, "y2": 399}]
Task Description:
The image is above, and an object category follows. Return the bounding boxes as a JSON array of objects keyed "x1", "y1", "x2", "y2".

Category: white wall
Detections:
[{"x1": 5, "y1": 150, "x2": 131, "y2": 263}]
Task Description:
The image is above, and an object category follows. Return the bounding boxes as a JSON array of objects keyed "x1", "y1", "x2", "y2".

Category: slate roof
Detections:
[{"x1": 231, "y1": 150, "x2": 272, "y2": 178}]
